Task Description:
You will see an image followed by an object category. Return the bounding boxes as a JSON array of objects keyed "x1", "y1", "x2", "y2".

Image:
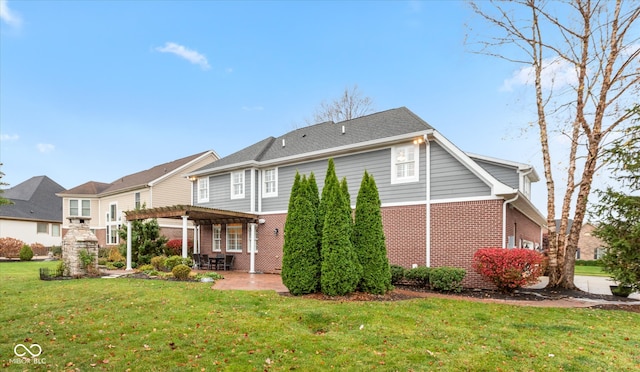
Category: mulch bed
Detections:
[{"x1": 284, "y1": 285, "x2": 640, "y2": 313}]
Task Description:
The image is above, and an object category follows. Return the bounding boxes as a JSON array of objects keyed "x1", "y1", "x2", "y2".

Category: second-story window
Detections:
[
  {"x1": 231, "y1": 171, "x2": 244, "y2": 199},
  {"x1": 391, "y1": 144, "x2": 419, "y2": 184},
  {"x1": 135, "y1": 192, "x2": 141, "y2": 209},
  {"x1": 70, "y1": 199, "x2": 91, "y2": 217},
  {"x1": 263, "y1": 168, "x2": 278, "y2": 198},
  {"x1": 198, "y1": 177, "x2": 209, "y2": 203}
]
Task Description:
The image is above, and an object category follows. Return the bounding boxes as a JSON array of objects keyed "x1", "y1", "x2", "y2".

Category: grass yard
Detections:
[
  {"x1": 574, "y1": 265, "x2": 610, "y2": 277},
  {"x1": 1, "y1": 261, "x2": 639, "y2": 371}
]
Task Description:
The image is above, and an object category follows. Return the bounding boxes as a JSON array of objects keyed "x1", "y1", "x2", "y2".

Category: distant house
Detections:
[
  {"x1": 134, "y1": 107, "x2": 544, "y2": 288},
  {"x1": 0, "y1": 176, "x2": 65, "y2": 247},
  {"x1": 57, "y1": 151, "x2": 219, "y2": 247},
  {"x1": 578, "y1": 223, "x2": 606, "y2": 260}
]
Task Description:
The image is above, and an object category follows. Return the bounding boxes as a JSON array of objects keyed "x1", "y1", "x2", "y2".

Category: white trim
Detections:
[
  {"x1": 380, "y1": 201, "x2": 427, "y2": 208},
  {"x1": 212, "y1": 224, "x2": 222, "y2": 252},
  {"x1": 391, "y1": 143, "x2": 420, "y2": 184},
  {"x1": 148, "y1": 150, "x2": 220, "y2": 187},
  {"x1": 230, "y1": 171, "x2": 245, "y2": 199},
  {"x1": 429, "y1": 195, "x2": 503, "y2": 204},
  {"x1": 256, "y1": 209, "x2": 288, "y2": 216},
  {"x1": 257, "y1": 170, "x2": 263, "y2": 213},
  {"x1": 262, "y1": 168, "x2": 278, "y2": 198},
  {"x1": 468, "y1": 152, "x2": 540, "y2": 182},
  {"x1": 250, "y1": 168, "x2": 256, "y2": 212},
  {"x1": 226, "y1": 224, "x2": 243, "y2": 252},
  {"x1": 157, "y1": 223, "x2": 195, "y2": 230}
]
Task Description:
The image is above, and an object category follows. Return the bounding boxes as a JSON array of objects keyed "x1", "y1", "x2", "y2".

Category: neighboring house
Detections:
[
  {"x1": 578, "y1": 222, "x2": 606, "y2": 260},
  {"x1": 57, "y1": 151, "x2": 219, "y2": 247},
  {"x1": 164, "y1": 107, "x2": 546, "y2": 288},
  {"x1": 0, "y1": 176, "x2": 65, "y2": 247}
]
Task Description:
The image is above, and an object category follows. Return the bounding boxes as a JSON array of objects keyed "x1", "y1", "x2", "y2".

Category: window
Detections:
[
  {"x1": 391, "y1": 144, "x2": 419, "y2": 184},
  {"x1": 52, "y1": 224, "x2": 60, "y2": 237},
  {"x1": 37, "y1": 222, "x2": 48, "y2": 234},
  {"x1": 226, "y1": 224, "x2": 243, "y2": 252},
  {"x1": 212, "y1": 225, "x2": 221, "y2": 252},
  {"x1": 263, "y1": 168, "x2": 278, "y2": 197},
  {"x1": 106, "y1": 225, "x2": 120, "y2": 245},
  {"x1": 71, "y1": 199, "x2": 91, "y2": 217},
  {"x1": 595, "y1": 247, "x2": 606, "y2": 260},
  {"x1": 107, "y1": 203, "x2": 120, "y2": 245},
  {"x1": 109, "y1": 203, "x2": 117, "y2": 222},
  {"x1": 230, "y1": 171, "x2": 245, "y2": 199},
  {"x1": 135, "y1": 192, "x2": 141, "y2": 209},
  {"x1": 522, "y1": 176, "x2": 532, "y2": 198},
  {"x1": 198, "y1": 178, "x2": 209, "y2": 203}
]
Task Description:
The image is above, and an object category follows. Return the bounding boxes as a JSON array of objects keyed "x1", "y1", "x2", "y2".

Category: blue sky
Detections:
[{"x1": 1, "y1": 1, "x2": 554, "y2": 211}]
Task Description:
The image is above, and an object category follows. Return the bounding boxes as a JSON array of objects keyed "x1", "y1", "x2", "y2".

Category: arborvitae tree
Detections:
[
  {"x1": 317, "y1": 158, "x2": 338, "y2": 245},
  {"x1": 340, "y1": 177, "x2": 353, "y2": 235},
  {"x1": 287, "y1": 172, "x2": 302, "y2": 212},
  {"x1": 282, "y1": 176, "x2": 321, "y2": 295},
  {"x1": 353, "y1": 171, "x2": 392, "y2": 294},
  {"x1": 320, "y1": 164, "x2": 361, "y2": 296}
]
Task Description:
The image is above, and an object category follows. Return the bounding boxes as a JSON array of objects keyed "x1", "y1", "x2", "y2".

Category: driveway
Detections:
[{"x1": 529, "y1": 275, "x2": 640, "y2": 300}]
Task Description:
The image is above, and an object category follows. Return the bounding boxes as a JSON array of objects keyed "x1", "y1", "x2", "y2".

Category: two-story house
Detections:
[
  {"x1": 125, "y1": 108, "x2": 546, "y2": 287},
  {"x1": 57, "y1": 150, "x2": 219, "y2": 247}
]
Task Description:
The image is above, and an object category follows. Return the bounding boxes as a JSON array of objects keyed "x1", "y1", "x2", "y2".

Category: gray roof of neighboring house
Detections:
[
  {"x1": 195, "y1": 107, "x2": 433, "y2": 173},
  {"x1": 59, "y1": 151, "x2": 212, "y2": 196},
  {"x1": 0, "y1": 176, "x2": 65, "y2": 222}
]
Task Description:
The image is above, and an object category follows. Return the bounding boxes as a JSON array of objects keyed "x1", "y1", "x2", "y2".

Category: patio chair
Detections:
[
  {"x1": 200, "y1": 254, "x2": 210, "y2": 270},
  {"x1": 214, "y1": 253, "x2": 225, "y2": 270},
  {"x1": 223, "y1": 255, "x2": 235, "y2": 271},
  {"x1": 192, "y1": 253, "x2": 200, "y2": 269}
]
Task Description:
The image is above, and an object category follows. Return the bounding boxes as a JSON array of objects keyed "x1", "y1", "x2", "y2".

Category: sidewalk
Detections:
[{"x1": 529, "y1": 275, "x2": 640, "y2": 300}]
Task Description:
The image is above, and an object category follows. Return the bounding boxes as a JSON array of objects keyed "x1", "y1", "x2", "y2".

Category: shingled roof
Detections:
[
  {"x1": 193, "y1": 107, "x2": 433, "y2": 174},
  {"x1": 58, "y1": 151, "x2": 212, "y2": 196},
  {"x1": 0, "y1": 176, "x2": 65, "y2": 222}
]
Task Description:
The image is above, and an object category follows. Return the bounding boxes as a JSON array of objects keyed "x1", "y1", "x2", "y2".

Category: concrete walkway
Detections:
[{"x1": 528, "y1": 275, "x2": 640, "y2": 300}]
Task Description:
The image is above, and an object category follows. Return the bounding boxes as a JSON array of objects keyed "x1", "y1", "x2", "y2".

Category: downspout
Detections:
[
  {"x1": 502, "y1": 192, "x2": 519, "y2": 248},
  {"x1": 425, "y1": 137, "x2": 431, "y2": 267}
]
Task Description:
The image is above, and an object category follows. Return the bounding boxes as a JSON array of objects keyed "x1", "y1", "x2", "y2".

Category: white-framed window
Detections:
[
  {"x1": 391, "y1": 143, "x2": 419, "y2": 184},
  {"x1": 521, "y1": 175, "x2": 531, "y2": 198},
  {"x1": 70, "y1": 199, "x2": 91, "y2": 217},
  {"x1": 212, "y1": 225, "x2": 221, "y2": 252},
  {"x1": 106, "y1": 224, "x2": 120, "y2": 245},
  {"x1": 263, "y1": 168, "x2": 278, "y2": 198},
  {"x1": 230, "y1": 171, "x2": 245, "y2": 199},
  {"x1": 106, "y1": 203, "x2": 120, "y2": 245},
  {"x1": 135, "y1": 192, "x2": 141, "y2": 209},
  {"x1": 226, "y1": 224, "x2": 243, "y2": 252},
  {"x1": 109, "y1": 203, "x2": 118, "y2": 222},
  {"x1": 37, "y1": 222, "x2": 48, "y2": 234},
  {"x1": 52, "y1": 224, "x2": 61, "y2": 237},
  {"x1": 198, "y1": 177, "x2": 209, "y2": 203}
]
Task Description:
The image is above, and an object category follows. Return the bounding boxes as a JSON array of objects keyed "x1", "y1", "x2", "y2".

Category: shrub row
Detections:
[
  {"x1": 575, "y1": 259, "x2": 602, "y2": 267},
  {"x1": 149, "y1": 255, "x2": 193, "y2": 272},
  {"x1": 391, "y1": 265, "x2": 466, "y2": 293}
]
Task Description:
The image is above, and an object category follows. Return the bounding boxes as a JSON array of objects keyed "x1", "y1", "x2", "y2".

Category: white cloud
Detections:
[
  {"x1": 0, "y1": 0, "x2": 22, "y2": 27},
  {"x1": 500, "y1": 57, "x2": 577, "y2": 92},
  {"x1": 0, "y1": 133, "x2": 19, "y2": 141},
  {"x1": 155, "y1": 42, "x2": 210, "y2": 70},
  {"x1": 241, "y1": 106, "x2": 264, "y2": 112},
  {"x1": 36, "y1": 143, "x2": 55, "y2": 153}
]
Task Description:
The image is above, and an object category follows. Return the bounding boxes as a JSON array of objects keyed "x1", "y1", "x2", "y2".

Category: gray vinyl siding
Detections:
[
  {"x1": 430, "y1": 142, "x2": 491, "y2": 199},
  {"x1": 261, "y1": 146, "x2": 427, "y2": 212},
  {"x1": 196, "y1": 171, "x2": 251, "y2": 211},
  {"x1": 474, "y1": 159, "x2": 519, "y2": 189}
]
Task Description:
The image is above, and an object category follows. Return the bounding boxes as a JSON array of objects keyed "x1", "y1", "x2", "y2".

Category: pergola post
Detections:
[
  {"x1": 126, "y1": 221, "x2": 132, "y2": 270},
  {"x1": 249, "y1": 223, "x2": 257, "y2": 273},
  {"x1": 181, "y1": 215, "x2": 188, "y2": 258}
]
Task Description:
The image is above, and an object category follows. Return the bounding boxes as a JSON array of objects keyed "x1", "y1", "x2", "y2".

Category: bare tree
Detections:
[
  {"x1": 469, "y1": 0, "x2": 639, "y2": 289},
  {"x1": 0, "y1": 164, "x2": 13, "y2": 207},
  {"x1": 308, "y1": 85, "x2": 375, "y2": 124}
]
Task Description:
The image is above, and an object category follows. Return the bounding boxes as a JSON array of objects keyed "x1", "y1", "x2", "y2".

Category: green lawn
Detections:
[
  {"x1": 1, "y1": 261, "x2": 639, "y2": 371},
  {"x1": 574, "y1": 265, "x2": 610, "y2": 277}
]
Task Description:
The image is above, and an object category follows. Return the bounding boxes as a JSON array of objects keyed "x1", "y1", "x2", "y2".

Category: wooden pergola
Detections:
[{"x1": 122, "y1": 205, "x2": 260, "y2": 272}]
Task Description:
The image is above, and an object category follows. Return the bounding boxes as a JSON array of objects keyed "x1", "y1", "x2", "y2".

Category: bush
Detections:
[
  {"x1": 165, "y1": 239, "x2": 194, "y2": 256},
  {"x1": 172, "y1": 264, "x2": 191, "y2": 280},
  {"x1": 405, "y1": 266, "x2": 431, "y2": 288},
  {"x1": 98, "y1": 258, "x2": 108, "y2": 265},
  {"x1": 575, "y1": 259, "x2": 602, "y2": 267},
  {"x1": 138, "y1": 264, "x2": 154, "y2": 272},
  {"x1": 0, "y1": 237, "x2": 25, "y2": 258},
  {"x1": 50, "y1": 245, "x2": 62, "y2": 257},
  {"x1": 390, "y1": 265, "x2": 406, "y2": 284},
  {"x1": 429, "y1": 267, "x2": 466, "y2": 293},
  {"x1": 473, "y1": 248, "x2": 547, "y2": 293},
  {"x1": 108, "y1": 247, "x2": 125, "y2": 262},
  {"x1": 19, "y1": 245, "x2": 34, "y2": 261},
  {"x1": 30, "y1": 243, "x2": 46, "y2": 256},
  {"x1": 165, "y1": 255, "x2": 193, "y2": 271},
  {"x1": 112, "y1": 261, "x2": 125, "y2": 269},
  {"x1": 151, "y1": 255, "x2": 167, "y2": 271}
]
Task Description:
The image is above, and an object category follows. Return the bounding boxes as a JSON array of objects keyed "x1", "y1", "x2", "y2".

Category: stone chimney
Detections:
[{"x1": 62, "y1": 217, "x2": 99, "y2": 277}]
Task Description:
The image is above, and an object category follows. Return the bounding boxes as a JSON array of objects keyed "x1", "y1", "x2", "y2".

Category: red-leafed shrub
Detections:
[
  {"x1": 473, "y1": 248, "x2": 547, "y2": 293},
  {"x1": 165, "y1": 239, "x2": 193, "y2": 256},
  {"x1": 0, "y1": 237, "x2": 26, "y2": 258},
  {"x1": 30, "y1": 243, "x2": 47, "y2": 256}
]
